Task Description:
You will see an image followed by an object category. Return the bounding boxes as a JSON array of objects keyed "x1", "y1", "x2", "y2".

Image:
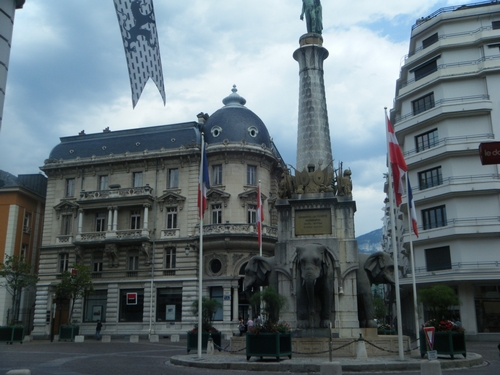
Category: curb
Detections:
[{"x1": 170, "y1": 352, "x2": 484, "y2": 373}]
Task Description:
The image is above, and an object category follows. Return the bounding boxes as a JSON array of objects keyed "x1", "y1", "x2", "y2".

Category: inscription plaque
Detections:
[{"x1": 295, "y1": 209, "x2": 331, "y2": 236}]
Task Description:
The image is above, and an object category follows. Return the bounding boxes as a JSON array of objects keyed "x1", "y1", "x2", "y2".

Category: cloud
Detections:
[{"x1": 0, "y1": 0, "x2": 464, "y2": 235}]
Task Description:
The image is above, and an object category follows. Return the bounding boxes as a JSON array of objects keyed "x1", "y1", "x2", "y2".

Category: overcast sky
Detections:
[{"x1": 0, "y1": 0, "x2": 470, "y2": 236}]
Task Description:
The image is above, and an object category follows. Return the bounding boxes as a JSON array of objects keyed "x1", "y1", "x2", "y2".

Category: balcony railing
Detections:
[
  {"x1": 394, "y1": 95, "x2": 491, "y2": 124},
  {"x1": 398, "y1": 54, "x2": 500, "y2": 90},
  {"x1": 79, "y1": 185, "x2": 153, "y2": 200},
  {"x1": 409, "y1": 260, "x2": 500, "y2": 275},
  {"x1": 195, "y1": 223, "x2": 278, "y2": 237},
  {"x1": 403, "y1": 215, "x2": 500, "y2": 236},
  {"x1": 403, "y1": 133, "x2": 494, "y2": 158},
  {"x1": 73, "y1": 229, "x2": 150, "y2": 244},
  {"x1": 411, "y1": 1, "x2": 498, "y2": 31}
]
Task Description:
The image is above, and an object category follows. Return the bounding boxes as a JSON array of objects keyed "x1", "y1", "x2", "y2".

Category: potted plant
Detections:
[
  {"x1": 55, "y1": 264, "x2": 93, "y2": 341},
  {"x1": 374, "y1": 296, "x2": 393, "y2": 335},
  {"x1": 0, "y1": 255, "x2": 39, "y2": 343},
  {"x1": 246, "y1": 286, "x2": 291, "y2": 361},
  {"x1": 187, "y1": 297, "x2": 222, "y2": 353},
  {"x1": 418, "y1": 285, "x2": 466, "y2": 359}
]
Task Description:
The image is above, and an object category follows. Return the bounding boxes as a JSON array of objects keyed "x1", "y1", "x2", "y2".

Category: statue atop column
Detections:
[{"x1": 300, "y1": 0, "x2": 323, "y2": 35}]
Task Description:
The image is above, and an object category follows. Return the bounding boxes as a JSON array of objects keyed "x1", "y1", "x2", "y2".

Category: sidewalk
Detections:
[{"x1": 170, "y1": 350, "x2": 484, "y2": 373}]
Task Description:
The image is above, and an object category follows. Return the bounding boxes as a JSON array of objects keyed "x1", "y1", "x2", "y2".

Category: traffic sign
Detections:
[{"x1": 423, "y1": 326, "x2": 435, "y2": 350}]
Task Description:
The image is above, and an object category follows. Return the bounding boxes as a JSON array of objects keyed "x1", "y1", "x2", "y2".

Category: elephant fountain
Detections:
[
  {"x1": 295, "y1": 243, "x2": 335, "y2": 329},
  {"x1": 242, "y1": 256, "x2": 278, "y2": 293},
  {"x1": 357, "y1": 251, "x2": 395, "y2": 328}
]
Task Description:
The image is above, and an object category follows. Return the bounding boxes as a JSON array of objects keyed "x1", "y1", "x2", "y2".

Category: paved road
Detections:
[{"x1": 0, "y1": 338, "x2": 498, "y2": 374}]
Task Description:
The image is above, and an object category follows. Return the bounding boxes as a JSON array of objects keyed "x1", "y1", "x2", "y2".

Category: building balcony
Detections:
[
  {"x1": 74, "y1": 229, "x2": 151, "y2": 245},
  {"x1": 194, "y1": 223, "x2": 278, "y2": 238},
  {"x1": 79, "y1": 185, "x2": 153, "y2": 200},
  {"x1": 160, "y1": 228, "x2": 180, "y2": 239},
  {"x1": 402, "y1": 216, "x2": 500, "y2": 243},
  {"x1": 56, "y1": 235, "x2": 73, "y2": 245},
  {"x1": 400, "y1": 260, "x2": 500, "y2": 285}
]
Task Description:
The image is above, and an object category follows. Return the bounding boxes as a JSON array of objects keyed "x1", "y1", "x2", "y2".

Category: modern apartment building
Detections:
[
  {"x1": 0, "y1": 170, "x2": 46, "y2": 329},
  {"x1": 31, "y1": 87, "x2": 285, "y2": 339},
  {"x1": 390, "y1": 1, "x2": 500, "y2": 339}
]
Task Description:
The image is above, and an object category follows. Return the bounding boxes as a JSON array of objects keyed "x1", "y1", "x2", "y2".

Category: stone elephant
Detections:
[
  {"x1": 296, "y1": 244, "x2": 335, "y2": 329},
  {"x1": 243, "y1": 256, "x2": 277, "y2": 293},
  {"x1": 357, "y1": 251, "x2": 395, "y2": 328}
]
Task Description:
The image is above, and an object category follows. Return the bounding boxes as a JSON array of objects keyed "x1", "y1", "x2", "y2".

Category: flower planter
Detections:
[
  {"x1": 246, "y1": 332, "x2": 292, "y2": 361},
  {"x1": 0, "y1": 326, "x2": 24, "y2": 344},
  {"x1": 377, "y1": 329, "x2": 396, "y2": 335},
  {"x1": 186, "y1": 331, "x2": 221, "y2": 353},
  {"x1": 419, "y1": 331, "x2": 466, "y2": 359},
  {"x1": 58, "y1": 325, "x2": 80, "y2": 341}
]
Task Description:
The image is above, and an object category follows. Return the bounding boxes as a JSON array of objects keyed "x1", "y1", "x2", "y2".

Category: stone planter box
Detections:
[
  {"x1": 246, "y1": 332, "x2": 292, "y2": 361},
  {"x1": 0, "y1": 326, "x2": 24, "y2": 344},
  {"x1": 419, "y1": 331, "x2": 466, "y2": 359},
  {"x1": 377, "y1": 329, "x2": 396, "y2": 335},
  {"x1": 186, "y1": 331, "x2": 221, "y2": 353},
  {"x1": 58, "y1": 325, "x2": 80, "y2": 341}
]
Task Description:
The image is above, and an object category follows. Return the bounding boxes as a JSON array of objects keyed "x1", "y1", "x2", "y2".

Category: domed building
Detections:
[{"x1": 31, "y1": 87, "x2": 285, "y2": 339}]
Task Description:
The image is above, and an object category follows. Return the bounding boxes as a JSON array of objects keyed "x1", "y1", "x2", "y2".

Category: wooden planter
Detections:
[
  {"x1": 419, "y1": 331, "x2": 466, "y2": 359},
  {"x1": 58, "y1": 325, "x2": 80, "y2": 341},
  {"x1": 0, "y1": 326, "x2": 24, "y2": 344},
  {"x1": 186, "y1": 331, "x2": 221, "y2": 353},
  {"x1": 246, "y1": 332, "x2": 292, "y2": 361}
]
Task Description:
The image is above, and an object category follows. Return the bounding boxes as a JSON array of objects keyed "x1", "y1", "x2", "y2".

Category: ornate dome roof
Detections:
[{"x1": 203, "y1": 86, "x2": 271, "y2": 148}]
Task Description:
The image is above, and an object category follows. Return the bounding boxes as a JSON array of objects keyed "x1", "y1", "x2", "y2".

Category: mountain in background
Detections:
[{"x1": 356, "y1": 228, "x2": 383, "y2": 254}]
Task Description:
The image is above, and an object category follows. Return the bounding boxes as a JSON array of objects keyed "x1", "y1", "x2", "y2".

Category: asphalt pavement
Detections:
[{"x1": 0, "y1": 337, "x2": 499, "y2": 375}]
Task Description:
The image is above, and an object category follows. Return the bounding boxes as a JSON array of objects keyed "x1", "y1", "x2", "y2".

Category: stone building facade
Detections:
[{"x1": 31, "y1": 87, "x2": 285, "y2": 339}]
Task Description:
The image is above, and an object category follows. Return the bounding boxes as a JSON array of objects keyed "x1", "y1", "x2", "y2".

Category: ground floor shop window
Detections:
[
  {"x1": 119, "y1": 289, "x2": 144, "y2": 322},
  {"x1": 210, "y1": 286, "x2": 223, "y2": 321},
  {"x1": 475, "y1": 285, "x2": 500, "y2": 333},
  {"x1": 83, "y1": 290, "x2": 107, "y2": 322},
  {"x1": 156, "y1": 287, "x2": 182, "y2": 322}
]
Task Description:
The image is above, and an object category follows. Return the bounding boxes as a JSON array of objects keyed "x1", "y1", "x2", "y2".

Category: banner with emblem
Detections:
[{"x1": 114, "y1": 0, "x2": 166, "y2": 107}]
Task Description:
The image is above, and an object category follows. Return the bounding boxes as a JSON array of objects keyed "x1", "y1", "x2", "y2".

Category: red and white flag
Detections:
[
  {"x1": 407, "y1": 176, "x2": 419, "y2": 237},
  {"x1": 114, "y1": 0, "x2": 166, "y2": 107},
  {"x1": 197, "y1": 139, "x2": 210, "y2": 218},
  {"x1": 387, "y1": 116, "x2": 408, "y2": 206},
  {"x1": 257, "y1": 183, "x2": 264, "y2": 248}
]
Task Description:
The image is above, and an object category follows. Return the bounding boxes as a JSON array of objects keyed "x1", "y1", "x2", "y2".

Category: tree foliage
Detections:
[
  {"x1": 0, "y1": 255, "x2": 39, "y2": 325},
  {"x1": 56, "y1": 263, "x2": 94, "y2": 324},
  {"x1": 373, "y1": 296, "x2": 387, "y2": 323},
  {"x1": 249, "y1": 286, "x2": 287, "y2": 325},
  {"x1": 191, "y1": 297, "x2": 222, "y2": 332},
  {"x1": 418, "y1": 285, "x2": 459, "y2": 320}
]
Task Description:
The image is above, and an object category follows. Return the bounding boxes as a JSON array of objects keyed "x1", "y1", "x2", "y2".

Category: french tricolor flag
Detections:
[
  {"x1": 198, "y1": 138, "x2": 210, "y2": 218},
  {"x1": 407, "y1": 176, "x2": 419, "y2": 237},
  {"x1": 257, "y1": 183, "x2": 264, "y2": 248}
]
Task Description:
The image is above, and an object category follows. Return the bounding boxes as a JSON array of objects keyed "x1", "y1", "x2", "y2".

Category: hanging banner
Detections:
[{"x1": 114, "y1": 0, "x2": 166, "y2": 107}]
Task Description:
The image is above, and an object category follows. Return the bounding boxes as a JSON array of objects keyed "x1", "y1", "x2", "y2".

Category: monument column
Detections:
[{"x1": 293, "y1": 35, "x2": 332, "y2": 172}]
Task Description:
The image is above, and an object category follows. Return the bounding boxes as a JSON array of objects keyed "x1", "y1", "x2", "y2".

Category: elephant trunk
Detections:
[{"x1": 304, "y1": 278, "x2": 316, "y2": 309}]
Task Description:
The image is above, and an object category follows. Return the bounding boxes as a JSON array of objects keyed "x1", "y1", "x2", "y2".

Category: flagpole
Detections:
[
  {"x1": 197, "y1": 133, "x2": 205, "y2": 359},
  {"x1": 258, "y1": 181, "x2": 262, "y2": 258},
  {"x1": 406, "y1": 176, "x2": 420, "y2": 349},
  {"x1": 385, "y1": 108, "x2": 405, "y2": 361}
]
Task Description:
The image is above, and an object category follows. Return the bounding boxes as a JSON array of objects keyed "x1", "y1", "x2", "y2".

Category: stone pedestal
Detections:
[
  {"x1": 129, "y1": 335, "x2": 139, "y2": 343},
  {"x1": 275, "y1": 193, "x2": 359, "y2": 337}
]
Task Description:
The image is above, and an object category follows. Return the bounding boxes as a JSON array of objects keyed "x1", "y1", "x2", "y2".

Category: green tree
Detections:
[
  {"x1": 249, "y1": 286, "x2": 287, "y2": 325},
  {"x1": 0, "y1": 255, "x2": 39, "y2": 325},
  {"x1": 55, "y1": 263, "x2": 94, "y2": 324},
  {"x1": 373, "y1": 296, "x2": 387, "y2": 324},
  {"x1": 191, "y1": 297, "x2": 222, "y2": 332},
  {"x1": 418, "y1": 285, "x2": 459, "y2": 321}
]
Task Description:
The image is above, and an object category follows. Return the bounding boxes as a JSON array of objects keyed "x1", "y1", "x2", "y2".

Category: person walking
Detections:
[{"x1": 95, "y1": 320, "x2": 103, "y2": 340}]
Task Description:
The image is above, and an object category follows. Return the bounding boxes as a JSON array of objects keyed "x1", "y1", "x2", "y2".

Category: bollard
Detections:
[
  {"x1": 149, "y1": 334, "x2": 159, "y2": 343},
  {"x1": 101, "y1": 335, "x2": 111, "y2": 342},
  {"x1": 320, "y1": 361, "x2": 342, "y2": 375},
  {"x1": 421, "y1": 360, "x2": 442, "y2": 375},
  {"x1": 356, "y1": 333, "x2": 368, "y2": 359},
  {"x1": 74, "y1": 335, "x2": 85, "y2": 343},
  {"x1": 170, "y1": 334, "x2": 180, "y2": 342},
  {"x1": 207, "y1": 336, "x2": 215, "y2": 355},
  {"x1": 129, "y1": 335, "x2": 139, "y2": 343}
]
